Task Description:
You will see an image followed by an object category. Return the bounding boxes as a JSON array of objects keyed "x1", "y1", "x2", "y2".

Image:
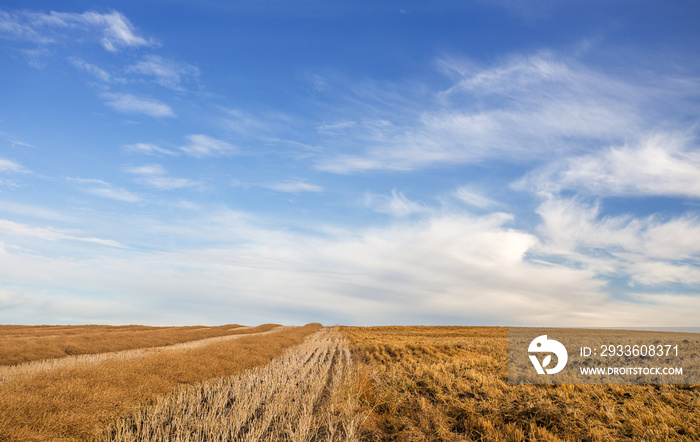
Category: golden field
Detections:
[
  {"x1": 0, "y1": 324, "x2": 697, "y2": 441},
  {"x1": 0, "y1": 324, "x2": 320, "y2": 441},
  {"x1": 0, "y1": 323, "x2": 279, "y2": 366},
  {"x1": 342, "y1": 326, "x2": 700, "y2": 441}
]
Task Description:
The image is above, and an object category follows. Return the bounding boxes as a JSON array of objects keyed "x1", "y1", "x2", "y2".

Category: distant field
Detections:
[
  {"x1": 342, "y1": 326, "x2": 700, "y2": 441},
  {"x1": 0, "y1": 324, "x2": 697, "y2": 441},
  {"x1": 0, "y1": 323, "x2": 278, "y2": 366}
]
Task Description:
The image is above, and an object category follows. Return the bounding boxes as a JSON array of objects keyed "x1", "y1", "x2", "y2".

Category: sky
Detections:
[{"x1": 1, "y1": 1, "x2": 700, "y2": 326}]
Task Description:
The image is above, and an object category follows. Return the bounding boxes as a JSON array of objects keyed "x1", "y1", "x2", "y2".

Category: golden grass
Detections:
[
  {"x1": 106, "y1": 327, "x2": 363, "y2": 441},
  {"x1": 342, "y1": 326, "x2": 700, "y2": 441},
  {"x1": 0, "y1": 324, "x2": 321, "y2": 442},
  {"x1": 0, "y1": 324, "x2": 284, "y2": 384},
  {"x1": 0, "y1": 323, "x2": 269, "y2": 366}
]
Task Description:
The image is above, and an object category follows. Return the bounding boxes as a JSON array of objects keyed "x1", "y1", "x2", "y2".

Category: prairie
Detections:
[
  {"x1": 1, "y1": 324, "x2": 697, "y2": 441},
  {"x1": 0, "y1": 323, "x2": 279, "y2": 366}
]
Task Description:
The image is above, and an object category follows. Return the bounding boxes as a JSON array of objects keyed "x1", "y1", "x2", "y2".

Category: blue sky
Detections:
[{"x1": 1, "y1": 1, "x2": 700, "y2": 326}]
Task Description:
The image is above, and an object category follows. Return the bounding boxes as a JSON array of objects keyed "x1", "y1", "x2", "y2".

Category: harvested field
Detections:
[
  {"x1": 0, "y1": 323, "x2": 278, "y2": 366},
  {"x1": 106, "y1": 327, "x2": 362, "y2": 442},
  {"x1": 342, "y1": 326, "x2": 700, "y2": 441},
  {"x1": 0, "y1": 324, "x2": 282, "y2": 383},
  {"x1": 2, "y1": 324, "x2": 697, "y2": 441},
  {"x1": 0, "y1": 324, "x2": 320, "y2": 442}
]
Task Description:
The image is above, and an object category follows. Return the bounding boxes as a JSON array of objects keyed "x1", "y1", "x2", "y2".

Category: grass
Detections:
[
  {"x1": 106, "y1": 327, "x2": 363, "y2": 441},
  {"x1": 0, "y1": 324, "x2": 320, "y2": 442},
  {"x1": 0, "y1": 323, "x2": 280, "y2": 366},
  {"x1": 342, "y1": 326, "x2": 700, "y2": 441}
]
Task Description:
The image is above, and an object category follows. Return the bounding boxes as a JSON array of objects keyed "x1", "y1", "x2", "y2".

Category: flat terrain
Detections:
[
  {"x1": 0, "y1": 324, "x2": 321, "y2": 441},
  {"x1": 343, "y1": 326, "x2": 700, "y2": 441},
  {"x1": 0, "y1": 324, "x2": 697, "y2": 441},
  {"x1": 0, "y1": 323, "x2": 276, "y2": 366}
]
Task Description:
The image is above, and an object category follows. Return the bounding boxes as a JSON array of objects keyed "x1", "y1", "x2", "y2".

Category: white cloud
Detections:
[
  {"x1": 265, "y1": 182, "x2": 323, "y2": 193},
  {"x1": 628, "y1": 261, "x2": 700, "y2": 286},
  {"x1": 1, "y1": 201, "x2": 699, "y2": 326},
  {"x1": 123, "y1": 142, "x2": 178, "y2": 156},
  {"x1": 127, "y1": 164, "x2": 197, "y2": 190},
  {"x1": 178, "y1": 134, "x2": 236, "y2": 157},
  {"x1": 0, "y1": 158, "x2": 24, "y2": 172},
  {"x1": 88, "y1": 187, "x2": 139, "y2": 202},
  {"x1": 126, "y1": 55, "x2": 199, "y2": 90},
  {"x1": 517, "y1": 131, "x2": 700, "y2": 198},
  {"x1": 0, "y1": 219, "x2": 126, "y2": 248},
  {"x1": 0, "y1": 9, "x2": 157, "y2": 52},
  {"x1": 535, "y1": 196, "x2": 700, "y2": 286},
  {"x1": 69, "y1": 57, "x2": 111, "y2": 82},
  {"x1": 101, "y1": 93, "x2": 175, "y2": 118},
  {"x1": 314, "y1": 52, "x2": 692, "y2": 173},
  {"x1": 83, "y1": 10, "x2": 156, "y2": 52},
  {"x1": 364, "y1": 190, "x2": 430, "y2": 217},
  {"x1": 317, "y1": 120, "x2": 356, "y2": 135},
  {"x1": 0, "y1": 201, "x2": 77, "y2": 223},
  {"x1": 454, "y1": 186, "x2": 497, "y2": 208},
  {"x1": 69, "y1": 178, "x2": 139, "y2": 203}
]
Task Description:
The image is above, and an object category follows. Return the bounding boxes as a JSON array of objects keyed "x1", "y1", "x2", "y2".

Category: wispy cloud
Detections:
[
  {"x1": 516, "y1": 131, "x2": 700, "y2": 198},
  {"x1": 127, "y1": 164, "x2": 197, "y2": 190},
  {"x1": 0, "y1": 9, "x2": 157, "y2": 52},
  {"x1": 317, "y1": 120, "x2": 357, "y2": 135},
  {"x1": 126, "y1": 55, "x2": 199, "y2": 90},
  {"x1": 534, "y1": 196, "x2": 700, "y2": 287},
  {"x1": 0, "y1": 158, "x2": 25, "y2": 173},
  {"x1": 69, "y1": 57, "x2": 112, "y2": 82},
  {"x1": 364, "y1": 190, "x2": 430, "y2": 217},
  {"x1": 314, "y1": 52, "x2": 694, "y2": 173},
  {"x1": 0, "y1": 132, "x2": 35, "y2": 149},
  {"x1": 453, "y1": 186, "x2": 497, "y2": 209},
  {"x1": 0, "y1": 218, "x2": 126, "y2": 248},
  {"x1": 101, "y1": 93, "x2": 175, "y2": 118},
  {"x1": 125, "y1": 135, "x2": 237, "y2": 158},
  {"x1": 265, "y1": 181, "x2": 323, "y2": 193},
  {"x1": 178, "y1": 134, "x2": 236, "y2": 157},
  {"x1": 0, "y1": 200, "x2": 77, "y2": 222},
  {"x1": 123, "y1": 142, "x2": 179, "y2": 156},
  {"x1": 68, "y1": 178, "x2": 139, "y2": 203}
]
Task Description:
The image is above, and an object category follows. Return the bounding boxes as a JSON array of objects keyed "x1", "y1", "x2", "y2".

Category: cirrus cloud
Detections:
[
  {"x1": 0, "y1": 9, "x2": 157, "y2": 52},
  {"x1": 101, "y1": 93, "x2": 175, "y2": 118}
]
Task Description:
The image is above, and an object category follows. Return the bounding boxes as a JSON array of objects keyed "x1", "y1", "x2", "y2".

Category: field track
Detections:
[{"x1": 106, "y1": 327, "x2": 360, "y2": 441}]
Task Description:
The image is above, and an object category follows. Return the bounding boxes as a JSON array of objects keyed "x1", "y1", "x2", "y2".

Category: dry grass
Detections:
[
  {"x1": 0, "y1": 323, "x2": 276, "y2": 366},
  {"x1": 0, "y1": 324, "x2": 321, "y2": 442},
  {"x1": 105, "y1": 327, "x2": 363, "y2": 441},
  {"x1": 342, "y1": 326, "x2": 700, "y2": 441},
  {"x1": 0, "y1": 324, "x2": 284, "y2": 384}
]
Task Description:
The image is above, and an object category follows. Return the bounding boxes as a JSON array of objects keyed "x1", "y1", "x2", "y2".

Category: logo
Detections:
[{"x1": 528, "y1": 335, "x2": 568, "y2": 374}]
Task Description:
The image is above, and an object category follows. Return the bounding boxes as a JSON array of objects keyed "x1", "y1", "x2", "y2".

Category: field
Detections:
[
  {"x1": 0, "y1": 324, "x2": 321, "y2": 441},
  {"x1": 0, "y1": 324, "x2": 697, "y2": 441},
  {"x1": 343, "y1": 326, "x2": 700, "y2": 441}
]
